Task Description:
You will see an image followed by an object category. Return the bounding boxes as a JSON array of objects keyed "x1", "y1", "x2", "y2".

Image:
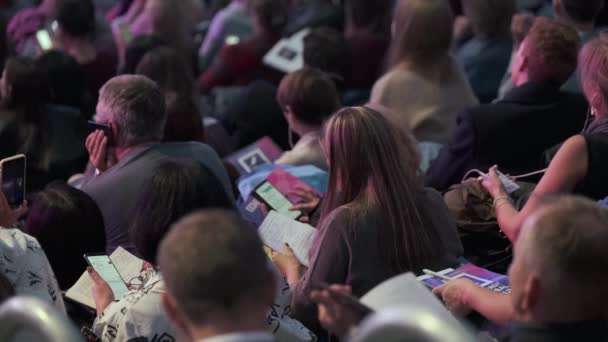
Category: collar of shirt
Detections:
[{"x1": 199, "y1": 331, "x2": 274, "y2": 342}]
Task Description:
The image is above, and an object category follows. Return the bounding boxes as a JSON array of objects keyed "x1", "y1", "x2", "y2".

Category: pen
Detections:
[{"x1": 423, "y1": 269, "x2": 453, "y2": 282}]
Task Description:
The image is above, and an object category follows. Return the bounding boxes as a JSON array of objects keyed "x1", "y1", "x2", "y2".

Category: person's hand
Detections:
[
  {"x1": 87, "y1": 267, "x2": 115, "y2": 317},
  {"x1": 453, "y1": 15, "x2": 472, "y2": 42},
  {"x1": 272, "y1": 243, "x2": 305, "y2": 286},
  {"x1": 289, "y1": 187, "x2": 321, "y2": 223},
  {"x1": 86, "y1": 130, "x2": 116, "y2": 173},
  {"x1": 0, "y1": 187, "x2": 27, "y2": 228},
  {"x1": 310, "y1": 284, "x2": 361, "y2": 337},
  {"x1": 432, "y1": 279, "x2": 476, "y2": 317},
  {"x1": 481, "y1": 166, "x2": 508, "y2": 199},
  {"x1": 511, "y1": 13, "x2": 535, "y2": 47}
]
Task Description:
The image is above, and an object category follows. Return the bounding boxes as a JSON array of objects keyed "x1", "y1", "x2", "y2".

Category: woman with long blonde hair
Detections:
[
  {"x1": 273, "y1": 106, "x2": 463, "y2": 333},
  {"x1": 370, "y1": 0, "x2": 477, "y2": 144}
]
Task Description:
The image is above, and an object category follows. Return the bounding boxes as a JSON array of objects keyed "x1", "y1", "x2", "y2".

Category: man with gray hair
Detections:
[{"x1": 82, "y1": 75, "x2": 233, "y2": 254}]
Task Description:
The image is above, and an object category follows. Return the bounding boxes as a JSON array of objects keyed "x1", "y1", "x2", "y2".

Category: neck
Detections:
[
  {"x1": 292, "y1": 122, "x2": 320, "y2": 137},
  {"x1": 115, "y1": 143, "x2": 154, "y2": 162},
  {"x1": 65, "y1": 38, "x2": 97, "y2": 64},
  {"x1": 189, "y1": 311, "x2": 268, "y2": 341}
]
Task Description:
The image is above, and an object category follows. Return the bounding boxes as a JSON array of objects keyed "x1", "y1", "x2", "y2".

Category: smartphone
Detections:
[
  {"x1": 254, "y1": 181, "x2": 302, "y2": 220},
  {"x1": 84, "y1": 254, "x2": 129, "y2": 300},
  {"x1": 36, "y1": 29, "x2": 53, "y2": 51},
  {"x1": 314, "y1": 282, "x2": 373, "y2": 319},
  {"x1": 0, "y1": 155, "x2": 26, "y2": 208},
  {"x1": 87, "y1": 121, "x2": 114, "y2": 146}
]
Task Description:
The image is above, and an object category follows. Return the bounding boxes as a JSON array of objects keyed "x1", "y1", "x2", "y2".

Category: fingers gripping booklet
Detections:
[
  {"x1": 258, "y1": 211, "x2": 317, "y2": 267},
  {"x1": 65, "y1": 247, "x2": 144, "y2": 309}
]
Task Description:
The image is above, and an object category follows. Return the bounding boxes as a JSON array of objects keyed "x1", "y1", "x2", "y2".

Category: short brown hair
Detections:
[
  {"x1": 462, "y1": 0, "x2": 515, "y2": 38},
  {"x1": 158, "y1": 210, "x2": 271, "y2": 323},
  {"x1": 277, "y1": 67, "x2": 341, "y2": 126},
  {"x1": 526, "y1": 196, "x2": 608, "y2": 312},
  {"x1": 522, "y1": 17, "x2": 580, "y2": 84},
  {"x1": 249, "y1": 0, "x2": 288, "y2": 32}
]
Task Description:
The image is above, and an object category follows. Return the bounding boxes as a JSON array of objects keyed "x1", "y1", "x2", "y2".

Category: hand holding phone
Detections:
[
  {"x1": 311, "y1": 283, "x2": 372, "y2": 336},
  {"x1": 86, "y1": 122, "x2": 116, "y2": 172},
  {"x1": 254, "y1": 181, "x2": 302, "y2": 220},
  {"x1": 85, "y1": 254, "x2": 129, "y2": 300}
]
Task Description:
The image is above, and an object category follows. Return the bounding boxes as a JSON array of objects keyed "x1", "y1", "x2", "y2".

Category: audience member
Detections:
[
  {"x1": 7, "y1": 0, "x2": 114, "y2": 58},
  {"x1": 369, "y1": 0, "x2": 477, "y2": 144},
  {"x1": 434, "y1": 196, "x2": 608, "y2": 341},
  {"x1": 481, "y1": 33, "x2": 608, "y2": 242},
  {"x1": 198, "y1": 0, "x2": 253, "y2": 72},
  {"x1": 198, "y1": 0, "x2": 288, "y2": 93},
  {"x1": 0, "y1": 190, "x2": 64, "y2": 313},
  {"x1": 283, "y1": 0, "x2": 344, "y2": 36},
  {"x1": 135, "y1": 46, "x2": 205, "y2": 143},
  {"x1": 80, "y1": 75, "x2": 233, "y2": 254},
  {"x1": 344, "y1": 0, "x2": 391, "y2": 91},
  {"x1": 24, "y1": 182, "x2": 105, "y2": 290},
  {"x1": 89, "y1": 159, "x2": 234, "y2": 341},
  {"x1": 302, "y1": 27, "x2": 351, "y2": 92},
  {"x1": 160, "y1": 209, "x2": 316, "y2": 342},
  {"x1": 456, "y1": 0, "x2": 515, "y2": 102},
  {"x1": 427, "y1": 18, "x2": 588, "y2": 191},
  {"x1": 35, "y1": 50, "x2": 93, "y2": 117},
  {"x1": 275, "y1": 67, "x2": 340, "y2": 170},
  {"x1": 0, "y1": 57, "x2": 52, "y2": 190},
  {"x1": 56, "y1": 0, "x2": 118, "y2": 98},
  {"x1": 498, "y1": 0, "x2": 605, "y2": 98},
  {"x1": 118, "y1": 33, "x2": 164, "y2": 74},
  {"x1": 272, "y1": 107, "x2": 463, "y2": 333}
]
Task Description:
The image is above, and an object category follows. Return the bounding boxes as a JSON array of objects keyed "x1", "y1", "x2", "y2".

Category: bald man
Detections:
[{"x1": 434, "y1": 196, "x2": 608, "y2": 341}]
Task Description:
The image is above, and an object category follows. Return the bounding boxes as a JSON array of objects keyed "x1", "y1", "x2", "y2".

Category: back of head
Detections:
[
  {"x1": 346, "y1": 0, "x2": 392, "y2": 35},
  {"x1": 389, "y1": 0, "x2": 453, "y2": 67},
  {"x1": 521, "y1": 17, "x2": 580, "y2": 85},
  {"x1": 2, "y1": 57, "x2": 46, "y2": 122},
  {"x1": 163, "y1": 93, "x2": 205, "y2": 143},
  {"x1": 580, "y1": 33, "x2": 608, "y2": 118},
  {"x1": 158, "y1": 209, "x2": 273, "y2": 324},
  {"x1": 57, "y1": 0, "x2": 95, "y2": 38},
  {"x1": 249, "y1": 0, "x2": 288, "y2": 33},
  {"x1": 25, "y1": 182, "x2": 105, "y2": 288},
  {"x1": 97, "y1": 75, "x2": 166, "y2": 147},
  {"x1": 130, "y1": 160, "x2": 234, "y2": 263},
  {"x1": 277, "y1": 67, "x2": 340, "y2": 127},
  {"x1": 461, "y1": 0, "x2": 515, "y2": 38},
  {"x1": 135, "y1": 46, "x2": 195, "y2": 96},
  {"x1": 35, "y1": 50, "x2": 86, "y2": 110},
  {"x1": 522, "y1": 196, "x2": 608, "y2": 316},
  {"x1": 303, "y1": 27, "x2": 352, "y2": 88},
  {"x1": 558, "y1": 0, "x2": 603, "y2": 24},
  {"x1": 321, "y1": 107, "x2": 442, "y2": 274},
  {"x1": 120, "y1": 35, "x2": 165, "y2": 75}
]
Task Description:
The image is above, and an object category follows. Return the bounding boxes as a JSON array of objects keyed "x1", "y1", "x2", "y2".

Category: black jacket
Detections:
[{"x1": 426, "y1": 82, "x2": 588, "y2": 191}]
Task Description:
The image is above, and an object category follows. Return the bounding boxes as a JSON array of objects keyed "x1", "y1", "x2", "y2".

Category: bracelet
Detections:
[{"x1": 493, "y1": 196, "x2": 512, "y2": 209}]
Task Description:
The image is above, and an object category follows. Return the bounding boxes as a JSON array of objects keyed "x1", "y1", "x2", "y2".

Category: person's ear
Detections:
[{"x1": 162, "y1": 292, "x2": 193, "y2": 341}]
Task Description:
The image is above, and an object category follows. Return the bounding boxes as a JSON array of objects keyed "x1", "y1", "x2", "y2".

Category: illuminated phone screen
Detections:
[
  {"x1": 255, "y1": 181, "x2": 301, "y2": 220},
  {"x1": 86, "y1": 255, "x2": 129, "y2": 299},
  {"x1": 36, "y1": 30, "x2": 53, "y2": 50}
]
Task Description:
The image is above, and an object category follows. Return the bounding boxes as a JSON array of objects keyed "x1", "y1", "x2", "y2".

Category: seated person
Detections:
[
  {"x1": 117, "y1": 33, "x2": 164, "y2": 74},
  {"x1": 80, "y1": 75, "x2": 233, "y2": 254},
  {"x1": 427, "y1": 18, "x2": 588, "y2": 191},
  {"x1": 24, "y1": 182, "x2": 105, "y2": 290},
  {"x1": 275, "y1": 67, "x2": 340, "y2": 170},
  {"x1": 89, "y1": 159, "x2": 234, "y2": 341},
  {"x1": 481, "y1": 33, "x2": 608, "y2": 242},
  {"x1": 198, "y1": 0, "x2": 287, "y2": 93},
  {"x1": 434, "y1": 196, "x2": 608, "y2": 341},
  {"x1": 370, "y1": 0, "x2": 477, "y2": 144},
  {"x1": 160, "y1": 209, "x2": 316, "y2": 342},
  {"x1": 498, "y1": 0, "x2": 604, "y2": 99},
  {"x1": 272, "y1": 107, "x2": 463, "y2": 334},
  {"x1": 56, "y1": 0, "x2": 118, "y2": 98},
  {"x1": 0, "y1": 191, "x2": 64, "y2": 313},
  {"x1": 456, "y1": 0, "x2": 515, "y2": 103},
  {"x1": 283, "y1": 0, "x2": 343, "y2": 36},
  {"x1": 198, "y1": 0, "x2": 254, "y2": 72},
  {"x1": 7, "y1": 0, "x2": 114, "y2": 58}
]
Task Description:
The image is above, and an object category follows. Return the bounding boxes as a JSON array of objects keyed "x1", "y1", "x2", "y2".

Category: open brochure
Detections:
[
  {"x1": 65, "y1": 247, "x2": 144, "y2": 308},
  {"x1": 418, "y1": 264, "x2": 511, "y2": 294},
  {"x1": 258, "y1": 210, "x2": 317, "y2": 267}
]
